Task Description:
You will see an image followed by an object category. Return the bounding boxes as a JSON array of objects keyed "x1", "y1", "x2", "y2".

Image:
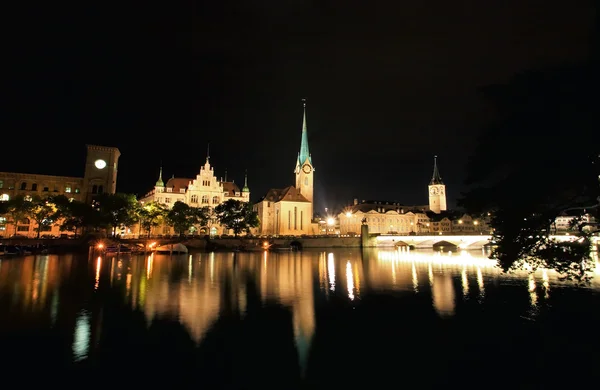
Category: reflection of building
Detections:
[
  {"x1": 139, "y1": 152, "x2": 250, "y2": 236},
  {"x1": 0, "y1": 145, "x2": 120, "y2": 237},
  {"x1": 254, "y1": 102, "x2": 317, "y2": 236},
  {"x1": 431, "y1": 274, "x2": 455, "y2": 317}
]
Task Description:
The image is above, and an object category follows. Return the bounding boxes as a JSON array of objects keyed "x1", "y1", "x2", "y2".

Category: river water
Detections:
[{"x1": 0, "y1": 248, "x2": 599, "y2": 388}]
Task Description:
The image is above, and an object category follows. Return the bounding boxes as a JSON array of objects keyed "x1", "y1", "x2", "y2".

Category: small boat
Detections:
[{"x1": 155, "y1": 243, "x2": 188, "y2": 254}]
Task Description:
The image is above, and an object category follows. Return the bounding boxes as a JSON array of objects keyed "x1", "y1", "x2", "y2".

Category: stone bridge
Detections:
[{"x1": 370, "y1": 234, "x2": 594, "y2": 250}]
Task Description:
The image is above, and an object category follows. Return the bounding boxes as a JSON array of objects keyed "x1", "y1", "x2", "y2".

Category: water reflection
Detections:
[{"x1": 1, "y1": 248, "x2": 600, "y2": 369}]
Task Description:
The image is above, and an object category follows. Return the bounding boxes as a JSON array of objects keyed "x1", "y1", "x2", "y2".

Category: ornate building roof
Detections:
[
  {"x1": 222, "y1": 181, "x2": 241, "y2": 196},
  {"x1": 262, "y1": 186, "x2": 310, "y2": 203},
  {"x1": 165, "y1": 177, "x2": 191, "y2": 193}
]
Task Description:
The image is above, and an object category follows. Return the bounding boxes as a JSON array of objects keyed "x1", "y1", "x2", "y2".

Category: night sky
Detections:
[{"x1": 3, "y1": 1, "x2": 596, "y2": 213}]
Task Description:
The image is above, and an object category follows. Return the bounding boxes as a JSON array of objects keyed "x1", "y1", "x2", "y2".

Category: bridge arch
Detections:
[{"x1": 432, "y1": 240, "x2": 458, "y2": 252}]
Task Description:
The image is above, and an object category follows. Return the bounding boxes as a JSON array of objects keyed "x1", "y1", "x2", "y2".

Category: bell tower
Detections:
[
  {"x1": 428, "y1": 155, "x2": 447, "y2": 214},
  {"x1": 83, "y1": 145, "x2": 121, "y2": 203},
  {"x1": 294, "y1": 99, "x2": 314, "y2": 217}
]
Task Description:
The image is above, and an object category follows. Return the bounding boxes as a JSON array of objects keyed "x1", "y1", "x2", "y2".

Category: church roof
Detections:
[
  {"x1": 222, "y1": 181, "x2": 241, "y2": 196},
  {"x1": 261, "y1": 186, "x2": 310, "y2": 203},
  {"x1": 165, "y1": 177, "x2": 190, "y2": 193}
]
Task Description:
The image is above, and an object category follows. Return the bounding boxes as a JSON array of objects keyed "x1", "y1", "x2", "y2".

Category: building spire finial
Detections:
[
  {"x1": 206, "y1": 143, "x2": 210, "y2": 162},
  {"x1": 243, "y1": 169, "x2": 250, "y2": 192},
  {"x1": 430, "y1": 155, "x2": 443, "y2": 184},
  {"x1": 297, "y1": 98, "x2": 312, "y2": 166},
  {"x1": 155, "y1": 161, "x2": 165, "y2": 187}
]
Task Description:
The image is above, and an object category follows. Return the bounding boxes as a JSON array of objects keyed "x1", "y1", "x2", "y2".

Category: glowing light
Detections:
[
  {"x1": 528, "y1": 274, "x2": 538, "y2": 307},
  {"x1": 94, "y1": 159, "x2": 107, "y2": 169},
  {"x1": 346, "y1": 261, "x2": 355, "y2": 300},
  {"x1": 94, "y1": 257, "x2": 101, "y2": 290},
  {"x1": 345, "y1": 212, "x2": 352, "y2": 218},
  {"x1": 462, "y1": 267, "x2": 469, "y2": 298},
  {"x1": 411, "y1": 262, "x2": 419, "y2": 293},
  {"x1": 146, "y1": 255, "x2": 153, "y2": 279},
  {"x1": 477, "y1": 267, "x2": 485, "y2": 301},
  {"x1": 327, "y1": 253, "x2": 335, "y2": 291},
  {"x1": 97, "y1": 243, "x2": 104, "y2": 249},
  {"x1": 327, "y1": 217, "x2": 335, "y2": 226}
]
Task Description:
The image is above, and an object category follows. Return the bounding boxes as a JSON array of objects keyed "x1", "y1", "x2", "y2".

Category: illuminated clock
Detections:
[
  {"x1": 94, "y1": 159, "x2": 107, "y2": 169},
  {"x1": 429, "y1": 187, "x2": 438, "y2": 195},
  {"x1": 302, "y1": 164, "x2": 311, "y2": 174}
]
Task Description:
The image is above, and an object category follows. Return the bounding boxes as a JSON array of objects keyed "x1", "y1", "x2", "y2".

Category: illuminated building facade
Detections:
[
  {"x1": 0, "y1": 145, "x2": 120, "y2": 238},
  {"x1": 139, "y1": 152, "x2": 249, "y2": 236}
]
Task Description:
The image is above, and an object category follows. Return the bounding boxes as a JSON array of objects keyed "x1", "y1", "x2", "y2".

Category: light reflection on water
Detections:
[{"x1": 0, "y1": 248, "x2": 599, "y2": 364}]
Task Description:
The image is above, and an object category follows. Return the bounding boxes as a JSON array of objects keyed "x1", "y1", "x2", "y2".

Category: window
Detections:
[
  {"x1": 75, "y1": 188, "x2": 80, "y2": 193},
  {"x1": 0, "y1": 180, "x2": 3, "y2": 188},
  {"x1": 65, "y1": 186, "x2": 71, "y2": 193},
  {"x1": 17, "y1": 226, "x2": 29, "y2": 232},
  {"x1": 165, "y1": 198, "x2": 171, "y2": 204},
  {"x1": 32, "y1": 183, "x2": 37, "y2": 191},
  {"x1": 202, "y1": 195, "x2": 209, "y2": 204},
  {"x1": 191, "y1": 195, "x2": 198, "y2": 203},
  {"x1": 24, "y1": 195, "x2": 32, "y2": 201},
  {"x1": 20, "y1": 182, "x2": 27, "y2": 190},
  {"x1": 304, "y1": 177, "x2": 308, "y2": 186},
  {"x1": 301, "y1": 211, "x2": 303, "y2": 230},
  {"x1": 212, "y1": 196, "x2": 219, "y2": 204},
  {"x1": 0, "y1": 194, "x2": 9, "y2": 201},
  {"x1": 288, "y1": 210, "x2": 291, "y2": 229},
  {"x1": 98, "y1": 185, "x2": 103, "y2": 194},
  {"x1": 294, "y1": 207, "x2": 297, "y2": 230},
  {"x1": 92, "y1": 185, "x2": 98, "y2": 194}
]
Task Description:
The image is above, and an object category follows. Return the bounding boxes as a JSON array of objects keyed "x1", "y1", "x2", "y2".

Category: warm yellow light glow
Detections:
[
  {"x1": 327, "y1": 217, "x2": 335, "y2": 226},
  {"x1": 146, "y1": 255, "x2": 153, "y2": 279},
  {"x1": 327, "y1": 253, "x2": 335, "y2": 291},
  {"x1": 97, "y1": 243, "x2": 104, "y2": 249},
  {"x1": 95, "y1": 257, "x2": 101, "y2": 290},
  {"x1": 346, "y1": 261, "x2": 355, "y2": 300},
  {"x1": 345, "y1": 212, "x2": 352, "y2": 218}
]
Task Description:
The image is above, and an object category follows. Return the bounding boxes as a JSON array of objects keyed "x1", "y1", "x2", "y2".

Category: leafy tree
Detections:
[
  {"x1": 51, "y1": 195, "x2": 95, "y2": 236},
  {"x1": 166, "y1": 201, "x2": 200, "y2": 236},
  {"x1": 137, "y1": 201, "x2": 168, "y2": 237},
  {"x1": 214, "y1": 199, "x2": 259, "y2": 237},
  {"x1": 28, "y1": 196, "x2": 57, "y2": 238},
  {"x1": 94, "y1": 193, "x2": 139, "y2": 237},
  {"x1": 3, "y1": 195, "x2": 33, "y2": 236},
  {"x1": 460, "y1": 58, "x2": 598, "y2": 281}
]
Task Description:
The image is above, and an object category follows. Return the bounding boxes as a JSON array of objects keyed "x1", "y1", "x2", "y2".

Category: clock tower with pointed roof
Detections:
[
  {"x1": 294, "y1": 99, "x2": 314, "y2": 217},
  {"x1": 428, "y1": 155, "x2": 447, "y2": 214}
]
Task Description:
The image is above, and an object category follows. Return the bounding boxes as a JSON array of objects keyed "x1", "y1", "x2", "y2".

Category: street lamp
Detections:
[{"x1": 327, "y1": 217, "x2": 335, "y2": 235}]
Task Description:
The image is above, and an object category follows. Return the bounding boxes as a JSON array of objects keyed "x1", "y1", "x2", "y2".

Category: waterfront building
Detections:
[
  {"x1": 139, "y1": 152, "x2": 249, "y2": 236},
  {"x1": 253, "y1": 101, "x2": 317, "y2": 236},
  {"x1": 338, "y1": 199, "x2": 430, "y2": 235},
  {"x1": 0, "y1": 145, "x2": 120, "y2": 238}
]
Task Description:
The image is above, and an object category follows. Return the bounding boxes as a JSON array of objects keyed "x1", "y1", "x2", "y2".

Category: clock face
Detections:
[
  {"x1": 302, "y1": 164, "x2": 311, "y2": 174},
  {"x1": 94, "y1": 159, "x2": 107, "y2": 169},
  {"x1": 430, "y1": 187, "x2": 438, "y2": 195}
]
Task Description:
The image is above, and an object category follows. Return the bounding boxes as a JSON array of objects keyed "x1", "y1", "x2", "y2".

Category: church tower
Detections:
[
  {"x1": 294, "y1": 100, "x2": 314, "y2": 217},
  {"x1": 428, "y1": 155, "x2": 447, "y2": 213}
]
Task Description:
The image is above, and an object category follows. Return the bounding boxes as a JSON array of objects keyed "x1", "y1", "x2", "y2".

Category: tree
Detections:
[
  {"x1": 137, "y1": 201, "x2": 168, "y2": 237},
  {"x1": 28, "y1": 196, "x2": 57, "y2": 238},
  {"x1": 51, "y1": 195, "x2": 96, "y2": 236},
  {"x1": 460, "y1": 60, "x2": 599, "y2": 281},
  {"x1": 3, "y1": 195, "x2": 33, "y2": 236},
  {"x1": 94, "y1": 193, "x2": 139, "y2": 237},
  {"x1": 166, "y1": 201, "x2": 200, "y2": 236},
  {"x1": 214, "y1": 199, "x2": 259, "y2": 237}
]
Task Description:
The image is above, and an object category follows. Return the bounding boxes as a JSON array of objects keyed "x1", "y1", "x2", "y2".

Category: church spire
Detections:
[
  {"x1": 430, "y1": 155, "x2": 443, "y2": 185},
  {"x1": 242, "y1": 169, "x2": 250, "y2": 192},
  {"x1": 155, "y1": 163, "x2": 164, "y2": 187},
  {"x1": 298, "y1": 99, "x2": 312, "y2": 166}
]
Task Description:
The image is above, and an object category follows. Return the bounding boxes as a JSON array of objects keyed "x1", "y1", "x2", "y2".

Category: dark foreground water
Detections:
[{"x1": 0, "y1": 248, "x2": 599, "y2": 389}]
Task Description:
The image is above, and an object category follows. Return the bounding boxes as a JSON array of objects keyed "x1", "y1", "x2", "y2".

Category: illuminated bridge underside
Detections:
[{"x1": 374, "y1": 235, "x2": 589, "y2": 249}]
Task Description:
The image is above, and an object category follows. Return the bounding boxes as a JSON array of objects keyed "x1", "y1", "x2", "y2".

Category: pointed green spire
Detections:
[
  {"x1": 298, "y1": 99, "x2": 312, "y2": 166},
  {"x1": 242, "y1": 170, "x2": 250, "y2": 192},
  {"x1": 155, "y1": 164, "x2": 164, "y2": 187},
  {"x1": 430, "y1": 155, "x2": 443, "y2": 184}
]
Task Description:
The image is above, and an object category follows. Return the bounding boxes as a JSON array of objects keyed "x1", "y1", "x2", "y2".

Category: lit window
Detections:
[
  {"x1": 0, "y1": 194, "x2": 9, "y2": 201},
  {"x1": 75, "y1": 188, "x2": 80, "y2": 194},
  {"x1": 65, "y1": 186, "x2": 72, "y2": 193},
  {"x1": 0, "y1": 180, "x2": 3, "y2": 188},
  {"x1": 24, "y1": 195, "x2": 32, "y2": 201}
]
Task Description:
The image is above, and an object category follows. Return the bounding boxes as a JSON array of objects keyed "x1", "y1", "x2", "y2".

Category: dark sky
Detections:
[{"x1": 2, "y1": 0, "x2": 596, "y2": 213}]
